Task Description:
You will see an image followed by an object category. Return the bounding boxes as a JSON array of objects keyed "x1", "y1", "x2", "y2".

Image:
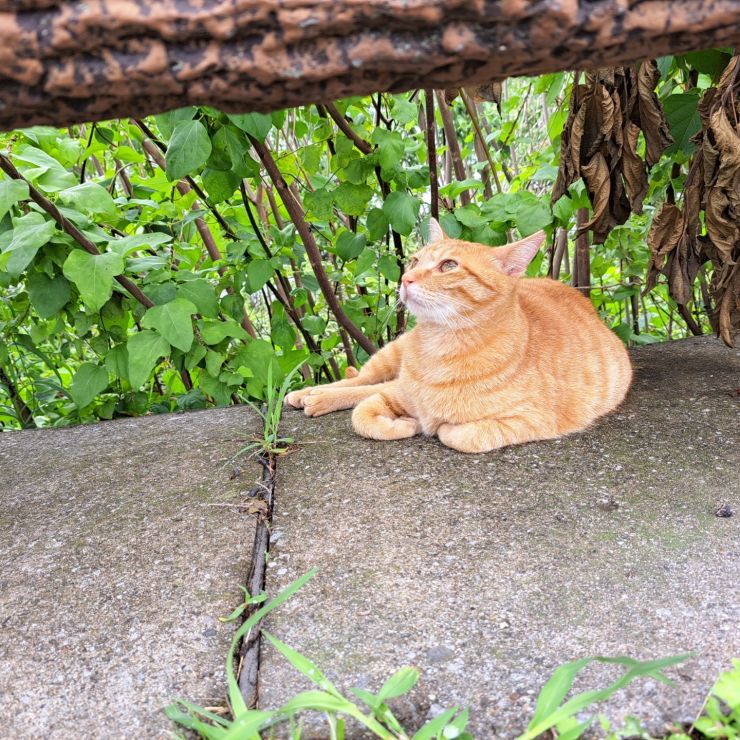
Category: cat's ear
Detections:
[
  {"x1": 494, "y1": 231, "x2": 546, "y2": 276},
  {"x1": 427, "y1": 217, "x2": 447, "y2": 243}
]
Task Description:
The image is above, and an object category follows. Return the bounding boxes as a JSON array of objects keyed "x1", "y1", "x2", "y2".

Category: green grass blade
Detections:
[
  {"x1": 165, "y1": 699, "x2": 231, "y2": 727},
  {"x1": 277, "y1": 690, "x2": 394, "y2": 739},
  {"x1": 411, "y1": 707, "x2": 459, "y2": 740},
  {"x1": 556, "y1": 717, "x2": 593, "y2": 740},
  {"x1": 449, "y1": 708, "x2": 470, "y2": 732},
  {"x1": 527, "y1": 657, "x2": 592, "y2": 729},
  {"x1": 165, "y1": 701, "x2": 230, "y2": 738},
  {"x1": 226, "y1": 569, "x2": 318, "y2": 717},
  {"x1": 221, "y1": 709, "x2": 276, "y2": 740},
  {"x1": 262, "y1": 630, "x2": 340, "y2": 695},
  {"x1": 520, "y1": 653, "x2": 692, "y2": 740},
  {"x1": 377, "y1": 667, "x2": 420, "y2": 702},
  {"x1": 278, "y1": 690, "x2": 358, "y2": 715}
]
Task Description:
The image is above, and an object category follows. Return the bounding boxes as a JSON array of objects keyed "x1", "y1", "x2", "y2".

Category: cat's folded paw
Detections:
[
  {"x1": 394, "y1": 416, "x2": 422, "y2": 437},
  {"x1": 285, "y1": 388, "x2": 313, "y2": 409},
  {"x1": 437, "y1": 422, "x2": 496, "y2": 454}
]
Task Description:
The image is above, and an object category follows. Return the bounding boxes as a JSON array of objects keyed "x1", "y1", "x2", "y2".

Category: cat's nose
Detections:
[{"x1": 401, "y1": 273, "x2": 415, "y2": 286}]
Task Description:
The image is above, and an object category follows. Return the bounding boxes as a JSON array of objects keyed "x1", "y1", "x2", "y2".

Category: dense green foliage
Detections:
[{"x1": 0, "y1": 53, "x2": 726, "y2": 429}]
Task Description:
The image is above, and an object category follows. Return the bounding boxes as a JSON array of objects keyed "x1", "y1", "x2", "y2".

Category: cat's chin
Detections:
[{"x1": 404, "y1": 301, "x2": 464, "y2": 329}]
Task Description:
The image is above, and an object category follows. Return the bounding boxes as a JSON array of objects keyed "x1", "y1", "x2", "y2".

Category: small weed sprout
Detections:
[{"x1": 237, "y1": 363, "x2": 301, "y2": 458}]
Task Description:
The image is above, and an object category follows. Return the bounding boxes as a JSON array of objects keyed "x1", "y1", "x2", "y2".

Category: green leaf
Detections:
[
  {"x1": 246, "y1": 259, "x2": 274, "y2": 293},
  {"x1": 664, "y1": 93, "x2": 702, "y2": 154},
  {"x1": 334, "y1": 182, "x2": 374, "y2": 216},
  {"x1": 480, "y1": 193, "x2": 510, "y2": 223},
  {"x1": 154, "y1": 107, "x2": 197, "y2": 140},
  {"x1": 63, "y1": 250, "x2": 124, "y2": 312},
  {"x1": 682, "y1": 50, "x2": 732, "y2": 81},
  {"x1": 205, "y1": 350, "x2": 226, "y2": 377},
  {"x1": 390, "y1": 96, "x2": 419, "y2": 125},
  {"x1": 220, "y1": 710, "x2": 274, "y2": 739},
  {"x1": 105, "y1": 344, "x2": 129, "y2": 383},
  {"x1": 176, "y1": 279, "x2": 219, "y2": 319},
  {"x1": 28, "y1": 272, "x2": 71, "y2": 318},
  {"x1": 13, "y1": 145, "x2": 77, "y2": 192},
  {"x1": 383, "y1": 191, "x2": 420, "y2": 236},
  {"x1": 127, "y1": 330, "x2": 170, "y2": 388},
  {"x1": 302, "y1": 315, "x2": 326, "y2": 335},
  {"x1": 200, "y1": 319, "x2": 248, "y2": 345},
  {"x1": 278, "y1": 689, "x2": 351, "y2": 715},
  {"x1": 0, "y1": 179, "x2": 29, "y2": 221},
  {"x1": 3, "y1": 214, "x2": 56, "y2": 276},
  {"x1": 59, "y1": 182, "x2": 116, "y2": 218},
  {"x1": 335, "y1": 231, "x2": 367, "y2": 261},
  {"x1": 377, "y1": 667, "x2": 420, "y2": 702},
  {"x1": 353, "y1": 248, "x2": 376, "y2": 277},
  {"x1": 202, "y1": 167, "x2": 240, "y2": 203},
  {"x1": 270, "y1": 303, "x2": 295, "y2": 348},
  {"x1": 372, "y1": 128, "x2": 405, "y2": 172},
  {"x1": 521, "y1": 654, "x2": 692, "y2": 740},
  {"x1": 165, "y1": 120, "x2": 212, "y2": 181},
  {"x1": 378, "y1": 254, "x2": 401, "y2": 282},
  {"x1": 366, "y1": 208, "x2": 389, "y2": 241},
  {"x1": 439, "y1": 213, "x2": 462, "y2": 239},
  {"x1": 455, "y1": 204, "x2": 486, "y2": 228},
  {"x1": 69, "y1": 362, "x2": 108, "y2": 409},
  {"x1": 141, "y1": 297, "x2": 197, "y2": 352},
  {"x1": 710, "y1": 659, "x2": 740, "y2": 709},
  {"x1": 211, "y1": 125, "x2": 260, "y2": 178},
  {"x1": 229, "y1": 112, "x2": 273, "y2": 142},
  {"x1": 199, "y1": 370, "x2": 232, "y2": 405},
  {"x1": 439, "y1": 179, "x2": 485, "y2": 199},
  {"x1": 109, "y1": 232, "x2": 172, "y2": 256},
  {"x1": 304, "y1": 188, "x2": 334, "y2": 220},
  {"x1": 513, "y1": 196, "x2": 552, "y2": 236}
]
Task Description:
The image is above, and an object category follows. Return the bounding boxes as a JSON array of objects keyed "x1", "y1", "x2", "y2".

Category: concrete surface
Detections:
[
  {"x1": 0, "y1": 407, "x2": 261, "y2": 738},
  {"x1": 261, "y1": 337, "x2": 740, "y2": 738}
]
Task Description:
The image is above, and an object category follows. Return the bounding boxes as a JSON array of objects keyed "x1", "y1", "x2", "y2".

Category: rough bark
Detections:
[{"x1": 1, "y1": 1, "x2": 739, "y2": 129}]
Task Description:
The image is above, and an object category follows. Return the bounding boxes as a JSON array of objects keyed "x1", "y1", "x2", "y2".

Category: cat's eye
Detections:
[
  {"x1": 408, "y1": 257, "x2": 419, "y2": 268},
  {"x1": 439, "y1": 259, "x2": 458, "y2": 272}
]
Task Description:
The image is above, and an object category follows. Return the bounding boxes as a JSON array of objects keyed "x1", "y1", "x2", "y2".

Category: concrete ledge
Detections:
[
  {"x1": 0, "y1": 407, "x2": 261, "y2": 738},
  {"x1": 261, "y1": 337, "x2": 740, "y2": 737}
]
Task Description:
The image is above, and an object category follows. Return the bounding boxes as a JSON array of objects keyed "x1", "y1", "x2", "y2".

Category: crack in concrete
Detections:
[{"x1": 237, "y1": 452, "x2": 276, "y2": 708}]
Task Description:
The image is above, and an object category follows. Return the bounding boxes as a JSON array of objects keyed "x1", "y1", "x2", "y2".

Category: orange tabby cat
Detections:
[{"x1": 286, "y1": 219, "x2": 632, "y2": 453}]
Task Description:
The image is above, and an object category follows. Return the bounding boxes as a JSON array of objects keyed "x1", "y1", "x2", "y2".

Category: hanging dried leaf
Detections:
[
  {"x1": 622, "y1": 122, "x2": 649, "y2": 210},
  {"x1": 718, "y1": 265, "x2": 740, "y2": 346},
  {"x1": 636, "y1": 60, "x2": 674, "y2": 165},
  {"x1": 646, "y1": 54, "x2": 740, "y2": 345},
  {"x1": 553, "y1": 62, "x2": 674, "y2": 244}
]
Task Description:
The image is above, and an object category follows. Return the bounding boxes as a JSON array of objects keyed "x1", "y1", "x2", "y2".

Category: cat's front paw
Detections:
[
  {"x1": 285, "y1": 387, "x2": 314, "y2": 409},
  {"x1": 302, "y1": 387, "x2": 350, "y2": 417}
]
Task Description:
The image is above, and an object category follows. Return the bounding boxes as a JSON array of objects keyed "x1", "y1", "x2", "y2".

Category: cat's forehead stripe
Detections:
[{"x1": 420, "y1": 245, "x2": 447, "y2": 262}]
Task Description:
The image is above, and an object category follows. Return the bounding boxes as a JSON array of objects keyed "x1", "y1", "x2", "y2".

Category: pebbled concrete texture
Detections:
[
  {"x1": 0, "y1": 407, "x2": 261, "y2": 739},
  {"x1": 261, "y1": 337, "x2": 740, "y2": 738}
]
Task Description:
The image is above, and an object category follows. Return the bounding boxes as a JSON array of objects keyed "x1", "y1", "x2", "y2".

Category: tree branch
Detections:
[
  {"x1": 425, "y1": 89, "x2": 439, "y2": 221},
  {"x1": 435, "y1": 91, "x2": 471, "y2": 206},
  {"x1": 249, "y1": 136, "x2": 377, "y2": 356},
  {"x1": 3, "y1": 1, "x2": 740, "y2": 129}
]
